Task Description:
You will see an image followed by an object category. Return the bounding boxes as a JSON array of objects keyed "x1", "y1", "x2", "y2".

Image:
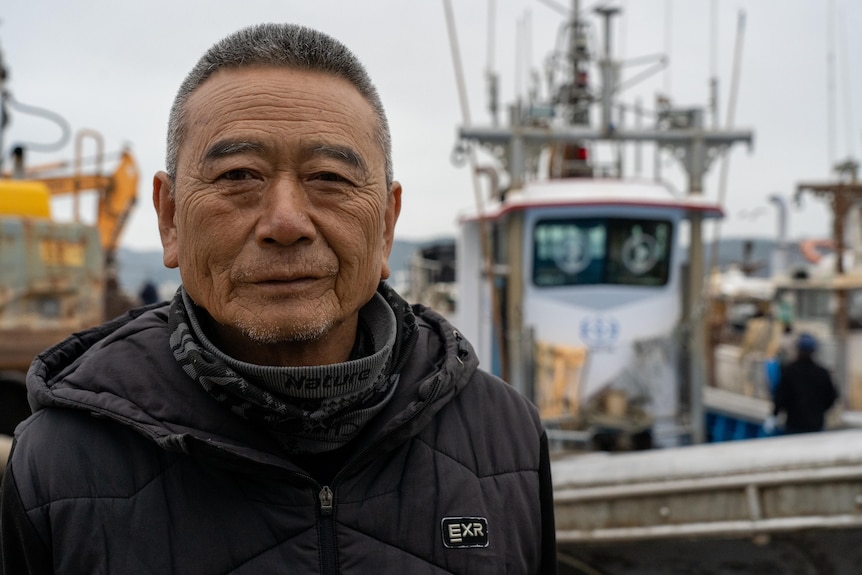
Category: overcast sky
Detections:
[{"x1": 2, "y1": 0, "x2": 860, "y2": 252}]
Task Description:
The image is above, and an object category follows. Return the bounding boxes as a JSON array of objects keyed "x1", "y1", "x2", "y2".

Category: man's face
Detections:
[{"x1": 153, "y1": 66, "x2": 400, "y2": 365}]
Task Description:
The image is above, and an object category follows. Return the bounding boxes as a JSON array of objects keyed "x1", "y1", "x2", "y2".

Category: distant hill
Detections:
[{"x1": 118, "y1": 236, "x2": 805, "y2": 300}]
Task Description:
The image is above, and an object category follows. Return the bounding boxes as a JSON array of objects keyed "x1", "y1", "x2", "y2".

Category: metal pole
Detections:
[
  {"x1": 688, "y1": 109, "x2": 706, "y2": 445},
  {"x1": 596, "y1": 6, "x2": 620, "y2": 135},
  {"x1": 635, "y1": 98, "x2": 643, "y2": 176},
  {"x1": 688, "y1": 213, "x2": 706, "y2": 444}
]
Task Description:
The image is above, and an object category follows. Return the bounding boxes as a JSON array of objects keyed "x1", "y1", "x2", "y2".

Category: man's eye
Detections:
[
  {"x1": 219, "y1": 169, "x2": 255, "y2": 181},
  {"x1": 315, "y1": 172, "x2": 348, "y2": 183}
]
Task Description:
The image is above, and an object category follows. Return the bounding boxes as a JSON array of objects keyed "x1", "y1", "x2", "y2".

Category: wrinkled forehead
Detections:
[{"x1": 186, "y1": 65, "x2": 381, "y2": 144}]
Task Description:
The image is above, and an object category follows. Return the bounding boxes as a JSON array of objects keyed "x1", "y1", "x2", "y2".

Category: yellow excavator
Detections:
[{"x1": 0, "y1": 132, "x2": 139, "y2": 461}]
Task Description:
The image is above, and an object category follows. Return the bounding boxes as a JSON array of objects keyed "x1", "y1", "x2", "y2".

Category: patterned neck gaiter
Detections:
[{"x1": 168, "y1": 284, "x2": 417, "y2": 454}]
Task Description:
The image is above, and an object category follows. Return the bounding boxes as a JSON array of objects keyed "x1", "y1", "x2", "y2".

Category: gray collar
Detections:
[{"x1": 170, "y1": 287, "x2": 400, "y2": 454}]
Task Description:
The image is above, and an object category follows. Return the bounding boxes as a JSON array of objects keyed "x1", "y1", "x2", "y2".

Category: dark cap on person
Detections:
[{"x1": 797, "y1": 333, "x2": 817, "y2": 352}]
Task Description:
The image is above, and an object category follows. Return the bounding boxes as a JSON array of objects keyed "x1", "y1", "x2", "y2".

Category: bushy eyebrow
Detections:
[
  {"x1": 203, "y1": 140, "x2": 265, "y2": 162},
  {"x1": 311, "y1": 144, "x2": 368, "y2": 174}
]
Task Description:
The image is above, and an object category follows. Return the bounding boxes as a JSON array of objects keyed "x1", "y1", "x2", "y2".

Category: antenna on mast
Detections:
[
  {"x1": 827, "y1": 0, "x2": 836, "y2": 169},
  {"x1": 837, "y1": 2, "x2": 857, "y2": 161},
  {"x1": 709, "y1": 0, "x2": 719, "y2": 128},
  {"x1": 663, "y1": 0, "x2": 673, "y2": 97},
  {"x1": 486, "y1": 0, "x2": 499, "y2": 126}
]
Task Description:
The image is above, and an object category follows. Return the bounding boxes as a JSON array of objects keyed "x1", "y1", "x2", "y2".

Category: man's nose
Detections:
[{"x1": 255, "y1": 177, "x2": 317, "y2": 246}]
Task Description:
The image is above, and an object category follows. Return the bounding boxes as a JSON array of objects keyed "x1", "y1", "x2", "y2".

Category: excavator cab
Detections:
[{"x1": 0, "y1": 180, "x2": 52, "y2": 218}]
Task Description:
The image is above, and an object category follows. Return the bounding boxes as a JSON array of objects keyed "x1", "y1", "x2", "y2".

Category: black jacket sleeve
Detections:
[
  {"x1": 1, "y1": 455, "x2": 53, "y2": 575},
  {"x1": 538, "y1": 430, "x2": 558, "y2": 575}
]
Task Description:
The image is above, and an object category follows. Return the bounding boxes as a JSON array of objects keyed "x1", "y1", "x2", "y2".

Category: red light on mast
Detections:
[
  {"x1": 576, "y1": 146, "x2": 588, "y2": 161},
  {"x1": 576, "y1": 71, "x2": 588, "y2": 87}
]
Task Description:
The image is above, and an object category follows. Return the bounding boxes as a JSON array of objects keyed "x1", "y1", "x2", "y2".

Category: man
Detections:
[
  {"x1": 765, "y1": 333, "x2": 838, "y2": 435},
  {"x1": 0, "y1": 24, "x2": 556, "y2": 574}
]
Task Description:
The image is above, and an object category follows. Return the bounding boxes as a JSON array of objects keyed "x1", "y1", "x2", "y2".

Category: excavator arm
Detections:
[{"x1": 36, "y1": 149, "x2": 139, "y2": 262}]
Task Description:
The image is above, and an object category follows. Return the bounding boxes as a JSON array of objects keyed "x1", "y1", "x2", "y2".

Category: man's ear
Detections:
[
  {"x1": 380, "y1": 181, "x2": 402, "y2": 280},
  {"x1": 153, "y1": 171, "x2": 179, "y2": 269}
]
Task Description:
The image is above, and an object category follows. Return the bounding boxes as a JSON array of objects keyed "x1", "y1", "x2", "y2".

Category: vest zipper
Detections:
[
  {"x1": 319, "y1": 485, "x2": 337, "y2": 574},
  {"x1": 191, "y1": 439, "x2": 342, "y2": 571},
  {"x1": 319, "y1": 485, "x2": 334, "y2": 515}
]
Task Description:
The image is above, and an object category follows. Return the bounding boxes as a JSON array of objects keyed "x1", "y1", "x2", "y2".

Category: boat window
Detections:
[
  {"x1": 795, "y1": 289, "x2": 832, "y2": 322},
  {"x1": 532, "y1": 218, "x2": 672, "y2": 287}
]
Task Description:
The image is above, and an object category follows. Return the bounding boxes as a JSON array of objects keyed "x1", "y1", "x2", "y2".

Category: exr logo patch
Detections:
[{"x1": 441, "y1": 517, "x2": 489, "y2": 548}]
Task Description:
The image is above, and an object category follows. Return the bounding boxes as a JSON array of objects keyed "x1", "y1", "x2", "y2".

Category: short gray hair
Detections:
[{"x1": 165, "y1": 23, "x2": 393, "y2": 188}]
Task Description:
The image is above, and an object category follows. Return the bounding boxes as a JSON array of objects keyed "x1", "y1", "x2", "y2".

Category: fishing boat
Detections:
[{"x1": 440, "y1": 0, "x2": 751, "y2": 450}]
